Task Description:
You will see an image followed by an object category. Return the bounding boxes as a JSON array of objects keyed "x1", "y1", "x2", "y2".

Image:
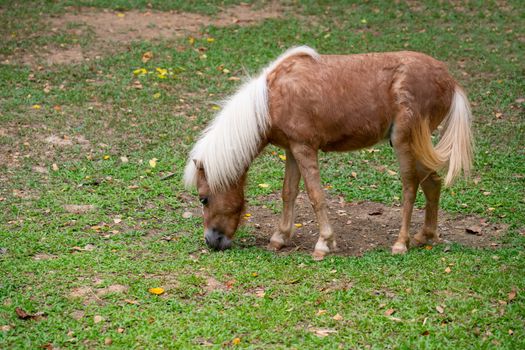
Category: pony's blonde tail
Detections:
[{"x1": 411, "y1": 87, "x2": 474, "y2": 186}]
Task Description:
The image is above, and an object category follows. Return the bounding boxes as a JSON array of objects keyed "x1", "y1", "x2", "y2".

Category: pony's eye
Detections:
[{"x1": 199, "y1": 197, "x2": 209, "y2": 206}]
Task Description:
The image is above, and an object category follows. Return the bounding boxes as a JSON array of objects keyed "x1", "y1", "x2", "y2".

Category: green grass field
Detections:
[{"x1": 1, "y1": 1, "x2": 524, "y2": 348}]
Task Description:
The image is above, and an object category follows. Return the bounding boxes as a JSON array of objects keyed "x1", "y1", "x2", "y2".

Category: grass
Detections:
[{"x1": 1, "y1": 0, "x2": 524, "y2": 348}]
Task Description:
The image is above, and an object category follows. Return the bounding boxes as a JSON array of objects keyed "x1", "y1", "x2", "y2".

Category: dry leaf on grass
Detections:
[
  {"x1": 71, "y1": 244, "x2": 95, "y2": 252},
  {"x1": 508, "y1": 289, "x2": 517, "y2": 302},
  {"x1": 436, "y1": 305, "x2": 445, "y2": 314},
  {"x1": 387, "y1": 169, "x2": 397, "y2": 176},
  {"x1": 1, "y1": 325, "x2": 13, "y2": 332},
  {"x1": 93, "y1": 315, "x2": 104, "y2": 323},
  {"x1": 384, "y1": 308, "x2": 395, "y2": 316},
  {"x1": 142, "y1": 51, "x2": 153, "y2": 63},
  {"x1": 15, "y1": 307, "x2": 46, "y2": 321},
  {"x1": 254, "y1": 288, "x2": 265, "y2": 298},
  {"x1": 309, "y1": 327, "x2": 337, "y2": 337}
]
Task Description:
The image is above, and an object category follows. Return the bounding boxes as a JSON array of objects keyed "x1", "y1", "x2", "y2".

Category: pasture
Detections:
[{"x1": 0, "y1": 1, "x2": 524, "y2": 348}]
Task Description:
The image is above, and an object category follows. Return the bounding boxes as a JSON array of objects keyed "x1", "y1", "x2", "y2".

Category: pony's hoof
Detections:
[
  {"x1": 391, "y1": 242, "x2": 408, "y2": 255},
  {"x1": 268, "y1": 238, "x2": 285, "y2": 251},
  {"x1": 412, "y1": 233, "x2": 428, "y2": 247},
  {"x1": 312, "y1": 250, "x2": 327, "y2": 261},
  {"x1": 414, "y1": 231, "x2": 441, "y2": 247},
  {"x1": 267, "y1": 242, "x2": 283, "y2": 251}
]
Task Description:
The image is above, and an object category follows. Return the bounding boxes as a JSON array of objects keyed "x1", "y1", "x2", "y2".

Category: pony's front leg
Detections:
[
  {"x1": 290, "y1": 144, "x2": 336, "y2": 260},
  {"x1": 269, "y1": 150, "x2": 301, "y2": 250}
]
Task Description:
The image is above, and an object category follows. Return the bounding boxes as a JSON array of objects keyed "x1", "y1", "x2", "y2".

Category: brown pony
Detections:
[{"x1": 184, "y1": 46, "x2": 473, "y2": 259}]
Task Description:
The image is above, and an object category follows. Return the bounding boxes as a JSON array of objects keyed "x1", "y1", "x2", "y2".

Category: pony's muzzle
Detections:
[{"x1": 205, "y1": 228, "x2": 232, "y2": 251}]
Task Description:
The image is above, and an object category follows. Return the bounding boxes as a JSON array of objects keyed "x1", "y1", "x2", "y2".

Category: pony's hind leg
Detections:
[
  {"x1": 289, "y1": 143, "x2": 336, "y2": 260},
  {"x1": 391, "y1": 129, "x2": 419, "y2": 254},
  {"x1": 413, "y1": 164, "x2": 442, "y2": 246},
  {"x1": 269, "y1": 150, "x2": 301, "y2": 250}
]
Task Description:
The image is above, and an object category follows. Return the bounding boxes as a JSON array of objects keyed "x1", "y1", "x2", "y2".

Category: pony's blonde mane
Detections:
[{"x1": 184, "y1": 46, "x2": 320, "y2": 193}]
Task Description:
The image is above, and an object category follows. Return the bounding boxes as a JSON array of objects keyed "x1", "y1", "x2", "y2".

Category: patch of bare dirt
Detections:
[
  {"x1": 9, "y1": 3, "x2": 286, "y2": 65},
  {"x1": 63, "y1": 204, "x2": 96, "y2": 214},
  {"x1": 69, "y1": 284, "x2": 129, "y2": 305},
  {"x1": 45, "y1": 45, "x2": 84, "y2": 65},
  {"x1": 244, "y1": 193, "x2": 507, "y2": 256},
  {"x1": 50, "y1": 3, "x2": 284, "y2": 43}
]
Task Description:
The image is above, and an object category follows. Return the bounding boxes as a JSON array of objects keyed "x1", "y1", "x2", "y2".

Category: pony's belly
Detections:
[{"x1": 321, "y1": 134, "x2": 385, "y2": 152}]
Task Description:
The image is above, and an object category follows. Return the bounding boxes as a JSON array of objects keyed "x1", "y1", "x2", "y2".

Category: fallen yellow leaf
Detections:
[
  {"x1": 153, "y1": 92, "x2": 161, "y2": 99},
  {"x1": 244, "y1": 213, "x2": 252, "y2": 218},
  {"x1": 155, "y1": 67, "x2": 167, "y2": 76},
  {"x1": 148, "y1": 287, "x2": 165, "y2": 295},
  {"x1": 32, "y1": 104, "x2": 41, "y2": 109},
  {"x1": 251, "y1": 272, "x2": 258, "y2": 277},
  {"x1": 258, "y1": 183, "x2": 270, "y2": 188},
  {"x1": 103, "y1": 155, "x2": 110, "y2": 160},
  {"x1": 294, "y1": 223, "x2": 303, "y2": 228},
  {"x1": 116, "y1": 12, "x2": 125, "y2": 18},
  {"x1": 278, "y1": 154, "x2": 286, "y2": 161},
  {"x1": 133, "y1": 68, "x2": 147, "y2": 76},
  {"x1": 211, "y1": 105, "x2": 220, "y2": 111},
  {"x1": 232, "y1": 338, "x2": 241, "y2": 345},
  {"x1": 188, "y1": 36, "x2": 195, "y2": 45},
  {"x1": 207, "y1": 37, "x2": 215, "y2": 43}
]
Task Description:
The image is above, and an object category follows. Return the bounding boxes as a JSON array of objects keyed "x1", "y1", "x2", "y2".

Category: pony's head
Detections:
[{"x1": 193, "y1": 160, "x2": 246, "y2": 250}]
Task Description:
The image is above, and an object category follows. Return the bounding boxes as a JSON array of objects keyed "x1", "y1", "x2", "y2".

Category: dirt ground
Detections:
[
  {"x1": 241, "y1": 193, "x2": 507, "y2": 256},
  {"x1": 11, "y1": 3, "x2": 286, "y2": 65}
]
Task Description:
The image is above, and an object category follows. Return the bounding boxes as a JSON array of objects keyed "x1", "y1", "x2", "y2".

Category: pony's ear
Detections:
[{"x1": 193, "y1": 159, "x2": 204, "y2": 170}]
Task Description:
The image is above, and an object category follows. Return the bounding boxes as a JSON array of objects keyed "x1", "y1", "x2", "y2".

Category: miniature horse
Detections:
[{"x1": 184, "y1": 46, "x2": 473, "y2": 259}]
